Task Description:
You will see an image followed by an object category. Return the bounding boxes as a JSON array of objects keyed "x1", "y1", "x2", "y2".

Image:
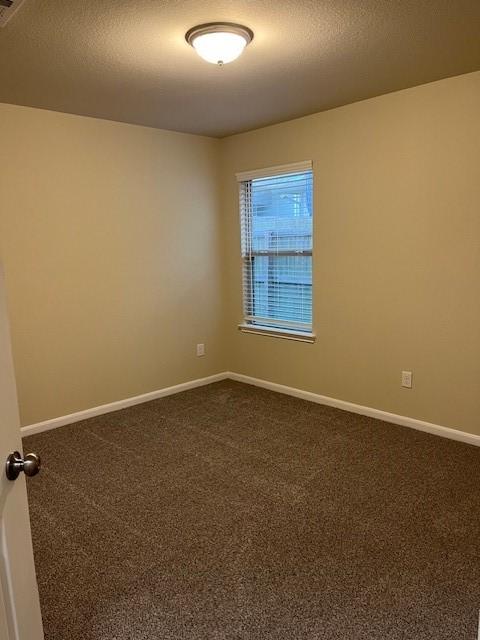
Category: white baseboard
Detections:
[
  {"x1": 20, "y1": 372, "x2": 229, "y2": 437},
  {"x1": 227, "y1": 372, "x2": 480, "y2": 448},
  {"x1": 21, "y1": 369, "x2": 480, "y2": 448}
]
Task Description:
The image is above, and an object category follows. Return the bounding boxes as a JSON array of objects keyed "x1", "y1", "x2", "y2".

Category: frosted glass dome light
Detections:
[{"x1": 186, "y1": 23, "x2": 253, "y2": 66}]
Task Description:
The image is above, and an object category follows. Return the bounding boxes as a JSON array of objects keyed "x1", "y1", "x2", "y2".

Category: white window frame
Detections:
[{"x1": 236, "y1": 161, "x2": 315, "y2": 343}]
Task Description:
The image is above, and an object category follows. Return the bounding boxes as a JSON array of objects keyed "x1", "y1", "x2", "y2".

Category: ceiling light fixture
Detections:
[{"x1": 185, "y1": 22, "x2": 253, "y2": 66}]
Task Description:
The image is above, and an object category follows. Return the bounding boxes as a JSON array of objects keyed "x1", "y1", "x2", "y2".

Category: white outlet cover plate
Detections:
[{"x1": 401, "y1": 371, "x2": 413, "y2": 388}]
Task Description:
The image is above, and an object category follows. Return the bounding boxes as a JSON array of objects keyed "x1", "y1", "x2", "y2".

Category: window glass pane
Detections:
[
  {"x1": 252, "y1": 256, "x2": 312, "y2": 325},
  {"x1": 240, "y1": 167, "x2": 313, "y2": 332},
  {"x1": 251, "y1": 172, "x2": 312, "y2": 252}
]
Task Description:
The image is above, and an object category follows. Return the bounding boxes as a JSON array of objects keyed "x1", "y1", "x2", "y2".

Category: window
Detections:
[{"x1": 237, "y1": 161, "x2": 314, "y2": 342}]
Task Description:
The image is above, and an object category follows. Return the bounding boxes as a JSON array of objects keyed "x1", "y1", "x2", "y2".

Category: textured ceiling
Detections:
[{"x1": 0, "y1": 0, "x2": 479, "y2": 137}]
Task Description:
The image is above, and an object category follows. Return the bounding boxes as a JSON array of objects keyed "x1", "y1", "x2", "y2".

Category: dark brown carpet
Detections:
[{"x1": 23, "y1": 380, "x2": 480, "y2": 640}]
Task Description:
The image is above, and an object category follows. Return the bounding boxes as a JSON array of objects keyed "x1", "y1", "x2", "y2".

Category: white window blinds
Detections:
[{"x1": 238, "y1": 162, "x2": 313, "y2": 334}]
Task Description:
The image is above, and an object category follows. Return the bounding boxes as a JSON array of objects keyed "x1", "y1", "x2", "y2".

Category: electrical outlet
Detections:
[
  {"x1": 196, "y1": 343, "x2": 205, "y2": 357},
  {"x1": 401, "y1": 370, "x2": 412, "y2": 388}
]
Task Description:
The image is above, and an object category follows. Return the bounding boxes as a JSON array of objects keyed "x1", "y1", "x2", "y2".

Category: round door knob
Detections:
[
  {"x1": 23, "y1": 452, "x2": 41, "y2": 477},
  {"x1": 5, "y1": 451, "x2": 41, "y2": 481}
]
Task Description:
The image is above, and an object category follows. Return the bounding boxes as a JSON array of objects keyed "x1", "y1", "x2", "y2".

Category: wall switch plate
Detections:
[
  {"x1": 401, "y1": 370, "x2": 413, "y2": 388},
  {"x1": 196, "y1": 343, "x2": 205, "y2": 357}
]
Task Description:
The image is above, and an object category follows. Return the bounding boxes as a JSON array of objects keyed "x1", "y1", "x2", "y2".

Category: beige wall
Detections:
[
  {"x1": 0, "y1": 104, "x2": 224, "y2": 425},
  {"x1": 221, "y1": 71, "x2": 480, "y2": 435},
  {"x1": 1, "y1": 71, "x2": 479, "y2": 436}
]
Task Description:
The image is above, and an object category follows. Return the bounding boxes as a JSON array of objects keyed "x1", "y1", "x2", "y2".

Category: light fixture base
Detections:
[{"x1": 185, "y1": 22, "x2": 254, "y2": 47}]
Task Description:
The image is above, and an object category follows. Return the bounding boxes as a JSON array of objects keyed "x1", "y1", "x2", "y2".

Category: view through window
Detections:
[{"x1": 239, "y1": 164, "x2": 313, "y2": 334}]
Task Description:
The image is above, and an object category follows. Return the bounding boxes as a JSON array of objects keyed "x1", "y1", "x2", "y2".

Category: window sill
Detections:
[{"x1": 238, "y1": 323, "x2": 316, "y2": 343}]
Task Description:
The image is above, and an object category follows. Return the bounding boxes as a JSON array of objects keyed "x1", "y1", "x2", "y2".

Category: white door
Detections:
[{"x1": 0, "y1": 264, "x2": 43, "y2": 640}]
